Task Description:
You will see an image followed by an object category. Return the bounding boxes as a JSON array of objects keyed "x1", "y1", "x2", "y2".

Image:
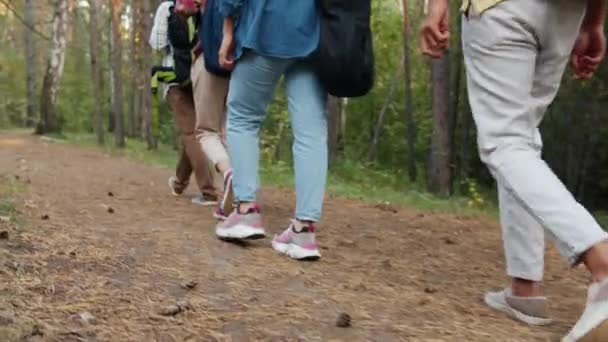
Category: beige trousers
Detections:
[{"x1": 191, "y1": 55, "x2": 231, "y2": 167}]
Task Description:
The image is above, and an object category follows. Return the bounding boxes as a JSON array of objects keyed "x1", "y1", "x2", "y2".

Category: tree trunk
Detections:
[
  {"x1": 127, "y1": 2, "x2": 141, "y2": 137},
  {"x1": 368, "y1": 58, "x2": 403, "y2": 161},
  {"x1": 107, "y1": 13, "x2": 116, "y2": 133},
  {"x1": 109, "y1": 0, "x2": 125, "y2": 147},
  {"x1": 340, "y1": 98, "x2": 348, "y2": 154},
  {"x1": 448, "y1": 16, "x2": 463, "y2": 193},
  {"x1": 427, "y1": 54, "x2": 451, "y2": 196},
  {"x1": 88, "y1": 0, "x2": 105, "y2": 144},
  {"x1": 327, "y1": 95, "x2": 342, "y2": 166},
  {"x1": 36, "y1": 0, "x2": 69, "y2": 135},
  {"x1": 402, "y1": 0, "x2": 417, "y2": 181},
  {"x1": 141, "y1": 0, "x2": 157, "y2": 149},
  {"x1": 24, "y1": 0, "x2": 37, "y2": 127}
]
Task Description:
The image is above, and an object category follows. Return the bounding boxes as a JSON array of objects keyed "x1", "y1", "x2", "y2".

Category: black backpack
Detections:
[
  {"x1": 167, "y1": 5, "x2": 198, "y2": 85},
  {"x1": 311, "y1": 0, "x2": 375, "y2": 98}
]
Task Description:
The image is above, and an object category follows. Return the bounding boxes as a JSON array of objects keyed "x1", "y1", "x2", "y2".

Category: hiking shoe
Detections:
[
  {"x1": 272, "y1": 220, "x2": 321, "y2": 261},
  {"x1": 484, "y1": 288, "x2": 552, "y2": 326},
  {"x1": 216, "y1": 170, "x2": 234, "y2": 220},
  {"x1": 168, "y1": 176, "x2": 188, "y2": 196},
  {"x1": 215, "y1": 204, "x2": 266, "y2": 240},
  {"x1": 191, "y1": 193, "x2": 218, "y2": 206},
  {"x1": 563, "y1": 278, "x2": 608, "y2": 342}
]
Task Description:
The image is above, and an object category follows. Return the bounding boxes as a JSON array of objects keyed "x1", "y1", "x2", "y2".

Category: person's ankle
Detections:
[
  {"x1": 293, "y1": 219, "x2": 315, "y2": 232},
  {"x1": 583, "y1": 241, "x2": 608, "y2": 283},
  {"x1": 511, "y1": 278, "x2": 543, "y2": 297},
  {"x1": 238, "y1": 202, "x2": 255, "y2": 214}
]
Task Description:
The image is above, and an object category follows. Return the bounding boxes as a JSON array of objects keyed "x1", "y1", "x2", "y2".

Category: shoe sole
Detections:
[
  {"x1": 272, "y1": 240, "x2": 321, "y2": 261},
  {"x1": 191, "y1": 197, "x2": 218, "y2": 206},
  {"x1": 216, "y1": 225, "x2": 266, "y2": 241},
  {"x1": 484, "y1": 293, "x2": 552, "y2": 326}
]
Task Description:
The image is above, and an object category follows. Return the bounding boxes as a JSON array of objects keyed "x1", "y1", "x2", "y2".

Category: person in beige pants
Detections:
[
  {"x1": 150, "y1": 0, "x2": 218, "y2": 205},
  {"x1": 191, "y1": 54, "x2": 233, "y2": 219},
  {"x1": 423, "y1": 0, "x2": 608, "y2": 340}
]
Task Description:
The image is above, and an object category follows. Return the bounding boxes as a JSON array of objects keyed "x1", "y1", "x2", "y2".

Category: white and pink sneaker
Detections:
[{"x1": 272, "y1": 220, "x2": 321, "y2": 261}]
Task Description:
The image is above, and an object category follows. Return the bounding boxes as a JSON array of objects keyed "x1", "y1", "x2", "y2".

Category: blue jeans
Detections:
[{"x1": 226, "y1": 51, "x2": 328, "y2": 222}]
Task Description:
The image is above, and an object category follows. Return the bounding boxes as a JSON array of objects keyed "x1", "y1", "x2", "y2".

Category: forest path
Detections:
[{"x1": 0, "y1": 132, "x2": 588, "y2": 341}]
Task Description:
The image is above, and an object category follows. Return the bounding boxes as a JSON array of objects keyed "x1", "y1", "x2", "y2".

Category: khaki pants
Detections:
[
  {"x1": 463, "y1": 0, "x2": 607, "y2": 281},
  {"x1": 191, "y1": 56, "x2": 231, "y2": 167},
  {"x1": 166, "y1": 85, "x2": 216, "y2": 195}
]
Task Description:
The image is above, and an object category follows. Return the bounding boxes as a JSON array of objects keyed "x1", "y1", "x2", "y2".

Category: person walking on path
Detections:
[
  {"x1": 213, "y1": 0, "x2": 327, "y2": 261},
  {"x1": 150, "y1": 0, "x2": 219, "y2": 206},
  {"x1": 186, "y1": 0, "x2": 235, "y2": 220},
  {"x1": 422, "y1": 0, "x2": 608, "y2": 340}
]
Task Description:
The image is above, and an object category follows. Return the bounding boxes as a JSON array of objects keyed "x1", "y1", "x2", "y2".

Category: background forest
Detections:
[{"x1": 1, "y1": 0, "x2": 607, "y2": 219}]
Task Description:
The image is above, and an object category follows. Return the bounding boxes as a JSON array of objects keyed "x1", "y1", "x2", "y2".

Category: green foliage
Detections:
[
  {"x1": 2, "y1": 0, "x2": 608, "y2": 220},
  {"x1": 0, "y1": 48, "x2": 27, "y2": 127}
]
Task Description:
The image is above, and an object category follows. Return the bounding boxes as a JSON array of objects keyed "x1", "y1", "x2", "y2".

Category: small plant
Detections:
[{"x1": 464, "y1": 178, "x2": 485, "y2": 209}]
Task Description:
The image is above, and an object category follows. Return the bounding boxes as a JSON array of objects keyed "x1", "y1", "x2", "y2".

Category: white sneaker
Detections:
[
  {"x1": 168, "y1": 176, "x2": 188, "y2": 196},
  {"x1": 563, "y1": 279, "x2": 608, "y2": 342}
]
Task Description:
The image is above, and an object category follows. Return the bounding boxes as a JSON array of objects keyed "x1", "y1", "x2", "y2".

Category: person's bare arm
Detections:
[
  {"x1": 218, "y1": 17, "x2": 235, "y2": 69},
  {"x1": 420, "y1": 0, "x2": 450, "y2": 58},
  {"x1": 582, "y1": 0, "x2": 606, "y2": 29},
  {"x1": 571, "y1": 0, "x2": 606, "y2": 79}
]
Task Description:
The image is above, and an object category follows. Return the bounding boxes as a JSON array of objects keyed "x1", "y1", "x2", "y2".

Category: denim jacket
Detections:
[{"x1": 219, "y1": 0, "x2": 320, "y2": 60}]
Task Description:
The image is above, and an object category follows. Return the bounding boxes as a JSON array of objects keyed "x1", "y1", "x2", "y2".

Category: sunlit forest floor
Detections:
[{"x1": 0, "y1": 132, "x2": 592, "y2": 341}]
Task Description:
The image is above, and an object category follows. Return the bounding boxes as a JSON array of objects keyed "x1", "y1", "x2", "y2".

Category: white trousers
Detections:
[{"x1": 462, "y1": 0, "x2": 607, "y2": 281}]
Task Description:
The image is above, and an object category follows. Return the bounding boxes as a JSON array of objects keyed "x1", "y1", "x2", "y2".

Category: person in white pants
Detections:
[{"x1": 422, "y1": 0, "x2": 608, "y2": 340}]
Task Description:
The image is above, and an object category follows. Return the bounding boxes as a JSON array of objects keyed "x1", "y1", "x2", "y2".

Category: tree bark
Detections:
[
  {"x1": 24, "y1": 0, "x2": 37, "y2": 127},
  {"x1": 36, "y1": 0, "x2": 69, "y2": 135},
  {"x1": 107, "y1": 12, "x2": 116, "y2": 133},
  {"x1": 127, "y1": 1, "x2": 141, "y2": 137},
  {"x1": 109, "y1": 0, "x2": 125, "y2": 147},
  {"x1": 448, "y1": 15, "x2": 463, "y2": 193},
  {"x1": 88, "y1": 0, "x2": 105, "y2": 144},
  {"x1": 402, "y1": 0, "x2": 417, "y2": 181},
  {"x1": 140, "y1": 0, "x2": 156, "y2": 149},
  {"x1": 327, "y1": 95, "x2": 342, "y2": 166},
  {"x1": 368, "y1": 59, "x2": 403, "y2": 161},
  {"x1": 427, "y1": 54, "x2": 451, "y2": 196}
]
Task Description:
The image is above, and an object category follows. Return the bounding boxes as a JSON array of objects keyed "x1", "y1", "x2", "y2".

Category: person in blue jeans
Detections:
[{"x1": 214, "y1": 0, "x2": 326, "y2": 261}]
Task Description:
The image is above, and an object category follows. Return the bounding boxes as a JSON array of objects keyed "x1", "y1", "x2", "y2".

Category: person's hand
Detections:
[
  {"x1": 218, "y1": 33, "x2": 235, "y2": 70},
  {"x1": 571, "y1": 24, "x2": 606, "y2": 79},
  {"x1": 421, "y1": 0, "x2": 450, "y2": 58},
  {"x1": 175, "y1": 0, "x2": 201, "y2": 17}
]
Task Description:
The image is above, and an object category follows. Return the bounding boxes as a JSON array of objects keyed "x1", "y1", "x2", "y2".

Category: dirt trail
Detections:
[{"x1": 0, "y1": 132, "x2": 591, "y2": 341}]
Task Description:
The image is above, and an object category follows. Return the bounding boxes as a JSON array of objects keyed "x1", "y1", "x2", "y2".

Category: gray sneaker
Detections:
[
  {"x1": 484, "y1": 287, "x2": 552, "y2": 326},
  {"x1": 271, "y1": 220, "x2": 321, "y2": 261},
  {"x1": 191, "y1": 193, "x2": 218, "y2": 206},
  {"x1": 215, "y1": 204, "x2": 266, "y2": 240}
]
